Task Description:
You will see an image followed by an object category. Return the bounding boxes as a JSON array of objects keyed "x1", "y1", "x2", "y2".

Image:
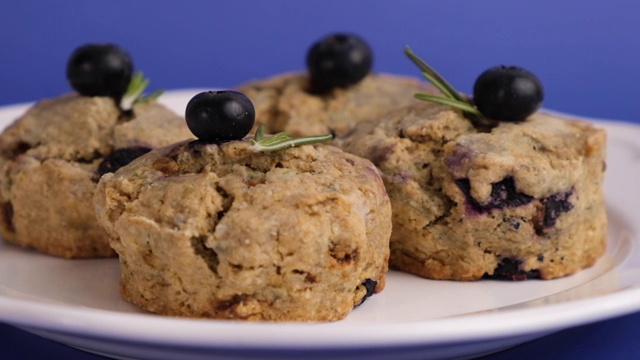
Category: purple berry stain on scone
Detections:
[
  {"x1": 484, "y1": 258, "x2": 541, "y2": 281},
  {"x1": 97, "y1": 146, "x2": 151, "y2": 176},
  {"x1": 366, "y1": 143, "x2": 396, "y2": 166},
  {"x1": 455, "y1": 177, "x2": 533, "y2": 214}
]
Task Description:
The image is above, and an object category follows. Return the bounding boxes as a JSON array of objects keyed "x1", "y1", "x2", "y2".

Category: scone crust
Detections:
[
  {"x1": 338, "y1": 103, "x2": 607, "y2": 280},
  {"x1": 94, "y1": 140, "x2": 391, "y2": 321},
  {"x1": 0, "y1": 94, "x2": 192, "y2": 258},
  {"x1": 237, "y1": 72, "x2": 436, "y2": 138}
]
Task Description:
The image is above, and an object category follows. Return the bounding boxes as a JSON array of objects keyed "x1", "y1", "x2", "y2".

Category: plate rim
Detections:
[{"x1": 0, "y1": 90, "x2": 639, "y2": 352}]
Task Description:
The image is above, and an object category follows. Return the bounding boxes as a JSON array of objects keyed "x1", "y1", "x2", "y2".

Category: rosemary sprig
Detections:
[
  {"x1": 120, "y1": 72, "x2": 164, "y2": 111},
  {"x1": 404, "y1": 46, "x2": 495, "y2": 128},
  {"x1": 250, "y1": 125, "x2": 333, "y2": 152}
]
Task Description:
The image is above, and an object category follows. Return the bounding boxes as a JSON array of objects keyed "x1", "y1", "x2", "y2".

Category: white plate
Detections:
[{"x1": 1, "y1": 90, "x2": 640, "y2": 360}]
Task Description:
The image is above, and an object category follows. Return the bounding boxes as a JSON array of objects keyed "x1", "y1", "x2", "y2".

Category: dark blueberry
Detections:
[
  {"x1": 455, "y1": 177, "x2": 533, "y2": 213},
  {"x1": 357, "y1": 278, "x2": 378, "y2": 305},
  {"x1": 484, "y1": 258, "x2": 541, "y2": 281},
  {"x1": 185, "y1": 91, "x2": 255, "y2": 143},
  {"x1": 66, "y1": 44, "x2": 133, "y2": 101},
  {"x1": 97, "y1": 146, "x2": 151, "y2": 176},
  {"x1": 473, "y1": 66, "x2": 544, "y2": 122},
  {"x1": 306, "y1": 33, "x2": 372, "y2": 92},
  {"x1": 541, "y1": 190, "x2": 574, "y2": 227}
]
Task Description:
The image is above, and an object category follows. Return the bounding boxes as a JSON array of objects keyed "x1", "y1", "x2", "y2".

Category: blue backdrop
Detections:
[
  {"x1": 1, "y1": 1, "x2": 640, "y2": 360},
  {"x1": 1, "y1": 0, "x2": 638, "y2": 122}
]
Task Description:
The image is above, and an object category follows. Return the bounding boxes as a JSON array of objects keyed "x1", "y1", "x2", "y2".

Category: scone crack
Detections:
[{"x1": 190, "y1": 235, "x2": 219, "y2": 275}]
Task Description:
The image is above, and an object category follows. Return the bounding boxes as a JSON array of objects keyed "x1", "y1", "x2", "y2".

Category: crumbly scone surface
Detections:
[
  {"x1": 237, "y1": 72, "x2": 436, "y2": 138},
  {"x1": 338, "y1": 103, "x2": 607, "y2": 280},
  {"x1": 94, "y1": 141, "x2": 391, "y2": 321},
  {"x1": 0, "y1": 94, "x2": 192, "y2": 258}
]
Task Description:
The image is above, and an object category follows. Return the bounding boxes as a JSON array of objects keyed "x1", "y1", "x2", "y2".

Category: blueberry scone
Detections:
[
  {"x1": 93, "y1": 91, "x2": 391, "y2": 321},
  {"x1": 0, "y1": 95, "x2": 191, "y2": 258},
  {"x1": 237, "y1": 33, "x2": 436, "y2": 138},
  {"x1": 238, "y1": 72, "x2": 436, "y2": 138},
  {"x1": 338, "y1": 51, "x2": 607, "y2": 280},
  {"x1": 0, "y1": 44, "x2": 192, "y2": 258}
]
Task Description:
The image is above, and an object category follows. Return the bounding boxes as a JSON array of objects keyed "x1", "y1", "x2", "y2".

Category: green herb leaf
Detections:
[
  {"x1": 420, "y1": 72, "x2": 456, "y2": 99},
  {"x1": 250, "y1": 125, "x2": 333, "y2": 152},
  {"x1": 405, "y1": 46, "x2": 496, "y2": 128},
  {"x1": 120, "y1": 72, "x2": 164, "y2": 111},
  {"x1": 414, "y1": 93, "x2": 482, "y2": 115},
  {"x1": 254, "y1": 123, "x2": 265, "y2": 141},
  {"x1": 404, "y1": 47, "x2": 466, "y2": 103}
]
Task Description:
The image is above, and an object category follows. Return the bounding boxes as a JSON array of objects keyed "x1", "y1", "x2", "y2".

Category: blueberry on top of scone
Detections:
[
  {"x1": 66, "y1": 43, "x2": 162, "y2": 113},
  {"x1": 95, "y1": 88, "x2": 392, "y2": 321},
  {"x1": 67, "y1": 43, "x2": 133, "y2": 103},
  {"x1": 185, "y1": 90, "x2": 333, "y2": 150},
  {"x1": 404, "y1": 47, "x2": 544, "y2": 128},
  {"x1": 306, "y1": 33, "x2": 373, "y2": 93},
  {"x1": 66, "y1": 44, "x2": 167, "y2": 175},
  {"x1": 237, "y1": 34, "x2": 437, "y2": 138},
  {"x1": 0, "y1": 43, "x2": 190, "y2": 259}
]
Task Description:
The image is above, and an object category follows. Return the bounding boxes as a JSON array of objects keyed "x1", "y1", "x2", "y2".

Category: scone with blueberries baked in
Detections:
[
  {"x1": 0, "y1": 44, "x2": 192, "y2": 258},
  {"x1": 94, "y1": 90, "x2": 392, "y2": 321},
  {"x1": 337, "y1": 49, "x2": 607, "y2": 280}
]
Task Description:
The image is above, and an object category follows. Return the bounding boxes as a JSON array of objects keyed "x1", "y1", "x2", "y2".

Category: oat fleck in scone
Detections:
[
  {"x1": 94, "y1": 140, "x2": 391, "y2": 321},
  {"x1": 0, "y1": 94, "x2": 192, "y2": 258},
  {"x1": 338, "y1": 102, "x2": 607, "y2": 280},
  {"x1": 237, "y1": 72, "x2": 436, "y2": 138}
]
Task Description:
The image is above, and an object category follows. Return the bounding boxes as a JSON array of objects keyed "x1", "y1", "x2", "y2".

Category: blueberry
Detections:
[
  {"x1": 306, "y1": 33, "x2": 373, "y2": 92},
  {"x1": 185, "y1": 91, "x2": 255, "y2": 143},
  {"x1": 97, "y1": 146, "x2": 151, "y2": 176},
  {"x1": 473, "y1": 66, "x2": 544, "y2": 122},
  {"x1": 357, "y1": 278, "x2": 378, "y2": 305},
  {"x1": 541, "y1": 190, "x2": 574, "y2": 228},
  {"x1": 484, "y1": 258, "x2": 541, "y2": 281},
  {"x1": 455, "y1": 177, "x2": 533, "y2": 213},
  {"x1": 66, "y1": 43, "x2": 133, "y2": 101}
]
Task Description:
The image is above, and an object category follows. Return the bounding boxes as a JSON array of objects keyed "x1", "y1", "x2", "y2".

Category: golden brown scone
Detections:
[
  {"x1": 0, "y1": 94, "x2": 192, "y2": 258},
  {"x1": 338, "y1": 102, "x2": 607, "y2": 280},
  {"x1": 94, "y1": 139, "x2": 391, "y2": 321},
  {"x1": 237, "y1": 72, "x2": 437, "y2": 138}
]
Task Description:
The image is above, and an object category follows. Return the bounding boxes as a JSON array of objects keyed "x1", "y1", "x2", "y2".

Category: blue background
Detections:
[
  {"x1": 1, "y1": 0, "x2": 639, "y2": 122},
  {"x1": 1, "y1": 1, "x2": 639, "y2": 359}
]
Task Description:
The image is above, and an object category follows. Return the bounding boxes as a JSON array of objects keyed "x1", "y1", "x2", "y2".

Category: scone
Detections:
[
  {"x1": 338, "y1": 102, "x2": 607, "y2": 280},
  {"x1": 94, "y1": 139, "x2": 391, "y2": 321},
  {"x1": 237, "y1": 72, "x2": 436, "y2": 138},
  {"x1": 0, "y1": 94, "x2": 192, "y2": 258}
]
